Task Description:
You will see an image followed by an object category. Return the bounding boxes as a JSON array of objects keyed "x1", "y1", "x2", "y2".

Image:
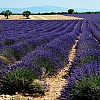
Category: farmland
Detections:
[
  {"x1": 0, "y1": 15, "x2": 83, "y2": 20},
  {"x1": 0, "y1": 15, "x2": 100, "y2": 100},
  {"x1": 64, "y1": 14, "x2": 100, "y2": 19}
]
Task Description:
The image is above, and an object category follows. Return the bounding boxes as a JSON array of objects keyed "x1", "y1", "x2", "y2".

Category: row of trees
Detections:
[
  {"x1": 1, "y1": 9, "x2": 74, "y2": 19},
  {"x1": 1, "y1": 10, "x2": 31, "y2": 19}
]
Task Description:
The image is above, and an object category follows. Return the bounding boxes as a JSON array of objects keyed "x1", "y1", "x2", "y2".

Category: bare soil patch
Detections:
[{"x1": 0, "y1": 15, "x2": 83, "y2": 20}]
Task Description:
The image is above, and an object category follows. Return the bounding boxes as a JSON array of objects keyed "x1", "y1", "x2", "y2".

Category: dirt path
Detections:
[
  {"x1": 21, "y1": 38, "x2": 79, "y2": 100},
  {"x1": 31, "y1": 36, "x2": 80, "y2": 100}
]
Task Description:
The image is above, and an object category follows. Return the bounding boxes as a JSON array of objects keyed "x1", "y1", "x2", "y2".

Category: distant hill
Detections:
[
  {"x1": 0, "y1": 6, "x2": 100, "y2": 14},
  {"x1": 0, "y1": 5, "x2": 67, "y2": 14}
]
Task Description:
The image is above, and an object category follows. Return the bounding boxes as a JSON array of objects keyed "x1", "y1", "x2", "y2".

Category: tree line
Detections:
[{"x1": 0, "y1": 9, "x2": 100, "y2": 19}]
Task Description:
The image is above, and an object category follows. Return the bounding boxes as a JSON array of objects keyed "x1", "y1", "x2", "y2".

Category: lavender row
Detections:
[
  {"x1": 61, "y1": 61, "x2": 100, "y2": 100},
  {"x1": 0, "y1": 20, "x2": 83, "y2": 95},
  {"x1": 64, "y1": 14, "x2": 100, "y2": 19},
  {"x1": 70, "y1": 20, "x2": 100, "y2": 71},
  {"x1": 0, "y1": 20, "x2": 68, "y2": 46},
  {"x1": 0, "y1": 20, "x2": 61, "y2": 46},
  {"x1": 0, "y1": 20, "x2": 72, "y2": 39},
  {"x1": 87, "y1": 20, "x2": 100, "y2": 43},
  {"x1": 0, "y1": 20, "x2": 74, "y2": 48},
  {"x1": 21, "y1": 20, "x2": 82, "y2": 76},
  {"x1": 0, "y1": 20, "x2": 80, "y2": 65},
  {"x1": 0, "y1": 20, "x2": 82, "y2": 83},
  {"x1": 61, "y1": 20, "x2": 100, "y2": 100},
  {"x1": 92, "y1": 20, "x2": 100, "y2": 30},
  {"x1": 0, "y1": 20, "x2": 75, "y2": 48}
]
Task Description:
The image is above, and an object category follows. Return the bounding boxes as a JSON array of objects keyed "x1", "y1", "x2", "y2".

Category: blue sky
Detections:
[{"x1": 0, "y1": 0, "x2": 100, "y2": 9}]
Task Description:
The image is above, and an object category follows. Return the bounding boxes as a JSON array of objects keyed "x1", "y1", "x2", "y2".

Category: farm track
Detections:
[{"x1": 0, "y1": 35, "x2": 81, "y2": 100}]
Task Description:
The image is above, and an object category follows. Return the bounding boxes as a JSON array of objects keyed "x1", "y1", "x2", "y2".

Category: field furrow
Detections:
[{"x1": 0, "y1": 17, "x2": 100, "y2": 100}]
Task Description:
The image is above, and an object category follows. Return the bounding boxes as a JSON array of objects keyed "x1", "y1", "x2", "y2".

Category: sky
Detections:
[{"x1": 0, "y1": 0, "x2": 100, "y2": 9}]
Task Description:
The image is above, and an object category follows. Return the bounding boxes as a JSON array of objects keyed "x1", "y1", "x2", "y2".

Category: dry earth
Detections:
[{"x1": 0, "y1": 15, "x2": 83, "y2": 20}]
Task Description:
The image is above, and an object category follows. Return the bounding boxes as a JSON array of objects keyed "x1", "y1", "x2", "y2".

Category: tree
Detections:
[
  {"x1": 1, "y1": 10, "x2": 12, "y2": 19},
  {"x1": 68, "y1": 9, "x2": 74, "y2": 14},
  {"x1": 85, "y1": 12, "x2": 91, "y2": 14},
  {"x1": 22, "y1": 11, "x2": 31, "y2": 19}
]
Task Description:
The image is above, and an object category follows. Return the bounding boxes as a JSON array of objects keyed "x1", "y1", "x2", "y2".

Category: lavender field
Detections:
[
  {"x1": 0, "y1": 18, "x2": 100, "y2": 100},
  {"x1": 65, "y1": 14, "x2": 100, "y2": 19}
]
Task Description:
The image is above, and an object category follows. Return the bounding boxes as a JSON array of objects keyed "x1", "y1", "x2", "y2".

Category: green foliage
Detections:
[
  {"x1": 10, "y1": 97, "x2": 15, "y2": 100},
  {"x1": 40, "y1": 59, "x2": 54, "y2": 75},
  {"x1": 4, "y1": 39, "x2": 15, "y2": 46},
  {"x1": 10, "y1": 97, "x2": 22, "y2": 100},
  {"x1": 56, "y1": 52, "x2": 67, "y2": 65},
  {"x1": 31, "y1": 82, "x2": 44, "y2": 92},
  {"x1": 22, "y1": 10, "x2": 31, "y2": 19},
  {"x1": 25, "y1": 42, "x2": 36, "y2": 52},
  {"x1": 68, "y1": 9, "x2": 74, "y2": 14},
  {"x1": 33, "y1": 58, "x2": 54, "y2": 75},
  {"x1": 0, "y1": 68, "x2": 38, "y2": 94},
  {"x1": 82, "y1": 56, "x2": 99, "y2": 63},
  {"x1": 25, "y1": 82, "x2": 46, "y2": 94},
  {"x1": 2, "y1": 48, "x2": 22, "y2": 61},
  {"x1": 2, "y1": 49, "x2": 14, "y2": 63},
  {"x1": 73, "y1": 55, "x2": 100, "y2": 66},
  {"x1": 1, "y1": 10, "x2": 12, "y2": 19},
  {"x1": 85, "y1": 12, "x2": 92, "y2": 14},
  {"x1": 71, "y1": 75, "x2": 100, "y2": 100}
]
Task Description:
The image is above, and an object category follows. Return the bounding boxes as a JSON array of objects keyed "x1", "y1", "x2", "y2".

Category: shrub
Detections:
[
  {"x1": 39, "y1": 58, "x2": 54, "y2": 75},
  {"x1": 4, "y1": 39, "x2": 15, "y2": 46},
  {"x1": 73, "y1": 55, "x2": 100, "y2": 66},
  {"x1": 25, "y1": 81, "x2": 49, "y2": 94},
  {"x1": 68, "y1": 9, "x2": 74, "y2": 14},
  {"x1": 69, "y1": 75, "x2": 100, "y2": 100},
  {"x1": 0, "y1": 67, "x2": 38, "y2": 94},
  {"x1": 28, "y1": 50, "x2": 64, "y2": 76},
  {"x1": 33, "y1": 58, "x2": 54, "y2": 76},
  {"x1": 22, "y1": 49, "x2": 64, "y2": 76},
  {"x1": 1, "y1": 10, "x2": 12, "y2": 19},
  {"x1": 2, "y1": 48, "x2": 22, "y2": 61},
  {"x1": 21, "y1": 42, "x2": 36, "y2": 53},
  {"x1": 0, "y1": 58, "x2": 4, "y2": 69},
  {"x1": 22, "y1": 10, "x2": 31, "y2": 19},
  {"x1": 61, "y1": 61, "x2": 100, "y2": 100}
]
